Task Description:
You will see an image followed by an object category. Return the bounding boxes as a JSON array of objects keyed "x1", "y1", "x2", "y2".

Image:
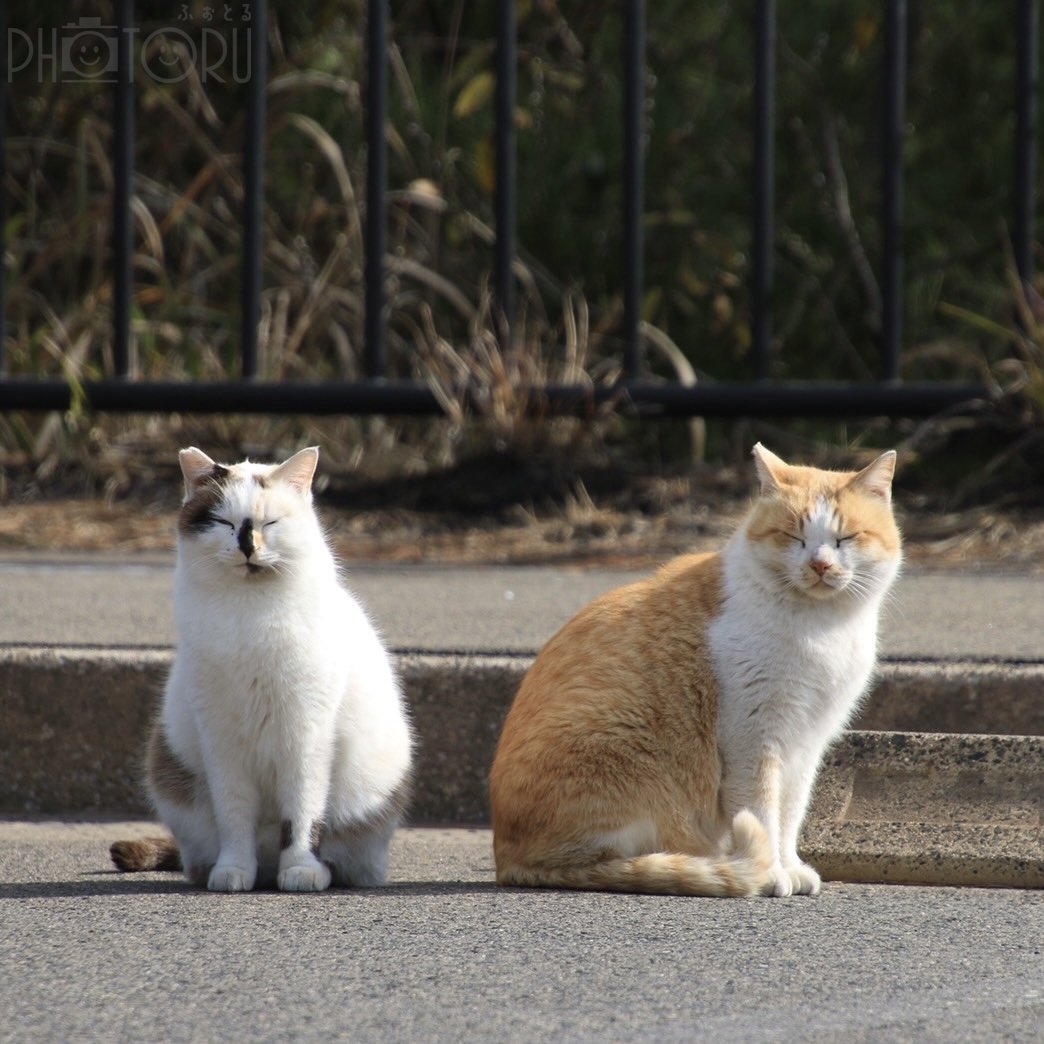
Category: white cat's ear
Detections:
[
  {"x1": 751, "y1": 443, "x2": 789, "y2": 494},
  {"x1": 179, "y1": 447, "x2": 220, "y2": 495},
  {"x1": 849, "y1": 450, "x2": 897, "y2": 503},
  {"x1": 272, "y1": 446, "x2": 319, "y2": 495}
]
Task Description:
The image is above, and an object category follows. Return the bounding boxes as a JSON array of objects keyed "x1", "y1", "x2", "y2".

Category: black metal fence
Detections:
[{"x1": 1, "y1": 0, "x2": 1035, "y2": 419}]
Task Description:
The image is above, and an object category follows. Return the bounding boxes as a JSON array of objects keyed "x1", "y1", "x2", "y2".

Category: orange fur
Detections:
[
  {"x1": 490, "y1": 553, "x2": 770, "y2": 895},
  {"x1": 490, "y1": 446, "x2": 901, "y2": 897}
]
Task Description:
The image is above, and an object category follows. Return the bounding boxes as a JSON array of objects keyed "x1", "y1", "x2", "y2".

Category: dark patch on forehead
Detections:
[{"x1": 178, "y1": 467, "x2": 231, "y2": 536}]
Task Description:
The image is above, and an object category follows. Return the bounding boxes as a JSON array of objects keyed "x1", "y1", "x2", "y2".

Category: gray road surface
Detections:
[
  {"x1": 1, "y1": 821, "x2": 1042, "y2": 1043},
  {"x1": 2, "y1": 551, "x2": 1042, "y2": 1042},
  {"x1": 1, "y1": 553, "x2": 1042, "y2": 661}
]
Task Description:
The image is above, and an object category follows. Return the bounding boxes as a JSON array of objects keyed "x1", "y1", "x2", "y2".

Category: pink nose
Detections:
[{"x1": 810, "y1": 558, "x2": 831, "y2": 577}]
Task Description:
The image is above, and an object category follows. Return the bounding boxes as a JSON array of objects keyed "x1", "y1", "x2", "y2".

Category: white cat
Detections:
[{"x1": 111, "y1": 446, "x2": 413, "y2": 892}]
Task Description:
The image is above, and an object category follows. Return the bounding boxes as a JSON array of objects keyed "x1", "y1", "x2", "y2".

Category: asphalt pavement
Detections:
[
  {"x1": 1, "y1": 551, "x2": 1042, "y2": 1041},
  {"x1": 1, "y1": 551, "x2": 1042, "y2": 660},
  {"x1": 1, "y1": 821, "x2": 1042, "y2": 1043}
]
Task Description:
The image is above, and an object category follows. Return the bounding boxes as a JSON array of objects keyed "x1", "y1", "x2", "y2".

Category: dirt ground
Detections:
[{"x1": 2, "y1": 454, "x2": 1041, "y2": 572}]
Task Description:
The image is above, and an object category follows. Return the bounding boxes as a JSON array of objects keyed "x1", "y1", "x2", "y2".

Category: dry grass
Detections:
[
  {"x1": 0, "y1": 14, "x2": 633, "y2": 486},
  {"x1": 3, "y1": 10, "x2": 1041, "y2": 565},
  {"x1": 2, "y1": 453, "x2": 1041, "y2": 574}
]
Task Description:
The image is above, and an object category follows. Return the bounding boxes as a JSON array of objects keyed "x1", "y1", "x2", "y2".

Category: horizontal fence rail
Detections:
[
  {"x1": 0, "y1": 377, "x2": 993, "y2": 419},
  {"x1": 0, "y1": 0, "x2": 1032, "y2": 418}
]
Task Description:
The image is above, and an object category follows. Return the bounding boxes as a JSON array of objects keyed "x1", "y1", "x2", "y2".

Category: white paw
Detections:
[
  {"x1": 766, "y1": 862, "x2": 794, "y2": 897},
  {"x1": 766, "y1": 860, "x2": 821, "y2": 897},
  {"x1": 208, "y1": 864, "x2": 256, "y2": 892},
  {"x1": 278, "y1": 862, "x2": 332, "y2": 893},
  {"x1": 763, "y1": 860, "x2": 821, "y2": 897},
  {"x1": 787, "y1": 860, "x2": 822, "y2": 896}
]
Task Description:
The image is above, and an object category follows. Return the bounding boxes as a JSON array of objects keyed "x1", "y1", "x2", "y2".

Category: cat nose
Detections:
[
  {"x1": 237, "y1": 520, "x2": 256, "y2": 559},
  {"x1": 810, "y1": 556, "x2": 831, "y2": 576}
]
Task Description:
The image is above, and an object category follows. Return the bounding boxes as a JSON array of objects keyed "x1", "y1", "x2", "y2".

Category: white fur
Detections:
[
  {"x1": 154, "y1": 448, "x2": 412, "y2": 892},
  {"x1": 593, "y1": 819, "x2": 660, "y2": 859},
  {"x1": 710, "y1": 502, "x2": 900, "y2": 897}
]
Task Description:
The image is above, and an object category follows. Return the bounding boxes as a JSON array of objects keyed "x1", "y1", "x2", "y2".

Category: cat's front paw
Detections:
[
  {"x1": 208, "y1": 863, "x2": 256, "y2": 892},
  {"x1": 786, "y1": 860, "x2": 822, "y2": 896},
  {"x1": 764, "y1": 860, "x2": 821, "y2": 897},
  {"x1": 765, "y1": 862, "x2": 794, "y2": 897},
  {"x1": 278, "y1": 861, "x2": 332, "y2": 893}
]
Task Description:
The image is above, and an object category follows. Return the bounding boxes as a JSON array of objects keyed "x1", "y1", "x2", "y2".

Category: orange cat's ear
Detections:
[
  {"x1": 849, "y1": 450, "x2": 897, "y2": 503},
  {"x1": 272, "y1": 446, "x2": 319, "y2": 496},
  {"x1": 179, "y1": 447, "x2": 219, "y2": 495},
  {"x1": 751, "y1": 443, "x2": 789, "y2": 494}
]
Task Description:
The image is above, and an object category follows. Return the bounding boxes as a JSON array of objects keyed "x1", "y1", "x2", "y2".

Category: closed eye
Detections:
[
  {"x1": 263, "y1": 520, "x2": 279, "y2": 529},
  {"x1": 783, "y1": 532, "x2": 806, "y2": 548},
  {"x1": 836, "y1": 533, "x2": 858, "y2": 548},
  {"x1": 211, "y1": 515, "x2": 234, "y2": 531}
]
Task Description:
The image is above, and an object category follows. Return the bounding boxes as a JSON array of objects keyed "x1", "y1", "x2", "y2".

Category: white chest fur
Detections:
[{"x1": 709, "y1": 539, "x2": 886, "y2": 756}]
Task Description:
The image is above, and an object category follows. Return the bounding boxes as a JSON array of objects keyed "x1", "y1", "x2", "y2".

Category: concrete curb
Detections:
[
  {"x1": 807, "y1": 731, "x2": 1044, "y2": 888},
  {"x1": 1, "y1": 646, "x2": 1041, "y2": 887},
  {"x1": 863, "y1": 661, "x2": 1044, "y2": 736}
]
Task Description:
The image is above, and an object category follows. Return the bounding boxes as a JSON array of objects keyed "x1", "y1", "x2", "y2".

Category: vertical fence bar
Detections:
[
  {"x1": 0, "y1": 0, "x2": 7, "y2": 373},
  {"x1": 881, "y1": 0, "x2": 906, "y2": 382},
  {"x1": 365, "y1": 0, "x2": 389, "y2": 379},
  {"x1": 113, "y1": 0, "x2": 134, "y2": 378},
  {"x1": 240, "y1": 0, "x2": 267, "y2": 380},
  {"x1": 622, "y1": 0, "x2": 646, "y2": 379},
  {"x1": 752, "y1": 0, "x2": 776, "y2": 380},
  {"x1": 1015, "y1": 0, "x2": 1039, "y2": 288},
  {"x1": 494, "y1": 0, "x2": 517, "y2": 349}
]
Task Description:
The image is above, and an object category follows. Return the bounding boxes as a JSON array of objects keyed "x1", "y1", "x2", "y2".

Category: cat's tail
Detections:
[
  {"x1": 496, "y1": 810, "x2": 774, "y2": 897},
  {"x1": 110, "y1": 835, "x2": 182, "y2": 873}
]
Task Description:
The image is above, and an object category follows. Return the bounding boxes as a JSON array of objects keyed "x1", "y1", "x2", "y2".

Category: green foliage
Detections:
[{"x1": 1, "y1": 1, "x2": 1029, "y2": 414}]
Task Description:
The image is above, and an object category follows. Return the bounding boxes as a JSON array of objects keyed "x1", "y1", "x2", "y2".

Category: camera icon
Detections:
[{"x1": 60, "y1": 17, "x2": 119, "y2": 82}]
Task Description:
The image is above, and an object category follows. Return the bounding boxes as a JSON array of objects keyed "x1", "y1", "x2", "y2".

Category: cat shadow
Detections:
[
  {"x1": 375, "y1": 880, "x2": 501, "y2": 897},
  {"x1": 0, "y1": 872, "x2": 193, "y2": 899},
  {"x1": 0, "y1": 875, "x2": 502, "y2": 900}
]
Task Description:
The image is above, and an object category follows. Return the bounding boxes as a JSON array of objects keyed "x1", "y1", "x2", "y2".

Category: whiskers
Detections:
[
  {"x1": 773, "y1": 564, "x2": 886, "y2": 605},
  {"x1": 776, "y1": 572, "x2": 806, "y2": 597},
  {"x1": 871, "y1": 567, "x2": 905, "y2": 623},
  {"x1": 185, "y1": 545, "x2": 300, "y2": 585},
  {"x1": 838, "y1": 562, "x2": 898, "y2": 605},
  {"x1": 839, "y1": 572, "x2": 876, "y2": 601},
  {"x1": 763, "y1": 566, "x2": 819, "y2": 603},
  {"x1": 256, "y1": 556, "x2": 296, "y2": 581},
  {"x1": 240, "y1": 555, "x2": 291, "y2": 581},
  {"x1": 194, "y1": 547, "x2": 230, "y2": 573}
]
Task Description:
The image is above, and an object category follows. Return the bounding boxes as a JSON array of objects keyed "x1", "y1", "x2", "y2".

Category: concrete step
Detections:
[
  {"x1": 806, "y1": 731, "x2": 1043, "y2": 889},
  {"x1": 1, "y1": 646, "x2": 1041, "y2": 888}
]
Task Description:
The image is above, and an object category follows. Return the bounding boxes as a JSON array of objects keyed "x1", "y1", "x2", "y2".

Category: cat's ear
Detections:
[
  {"x1": 272, "y1": 446, "x2": 319, "y2": 496},
  {"x1": 751, "y1": 443, "x2": 789, "y2": 494},
  {"x1": 179, "y1": 447, "x2": 222, "y2": 495},
  {"x1": 848, "y1": 450, "x2": 897, "y2": 503}
]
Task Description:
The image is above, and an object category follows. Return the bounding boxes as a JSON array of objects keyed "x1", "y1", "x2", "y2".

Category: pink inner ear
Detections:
[
  {"x1": 274, "y1": 448, "x2": 319, "y2": 494},
  {"x1": 752, "y1": 443, "x2": 788, "y2": 494},
  {"x1": 852, "y1": 453, "x2": 896, "y2": 501},
  {"x1": 179, "y1": 448, "x2": 218, "y2": 491}
]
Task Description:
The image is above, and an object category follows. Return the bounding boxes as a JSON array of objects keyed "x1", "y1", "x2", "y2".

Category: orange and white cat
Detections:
[{"x1": 490, "y1": 444, "x2": 901, "y2": 897}]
